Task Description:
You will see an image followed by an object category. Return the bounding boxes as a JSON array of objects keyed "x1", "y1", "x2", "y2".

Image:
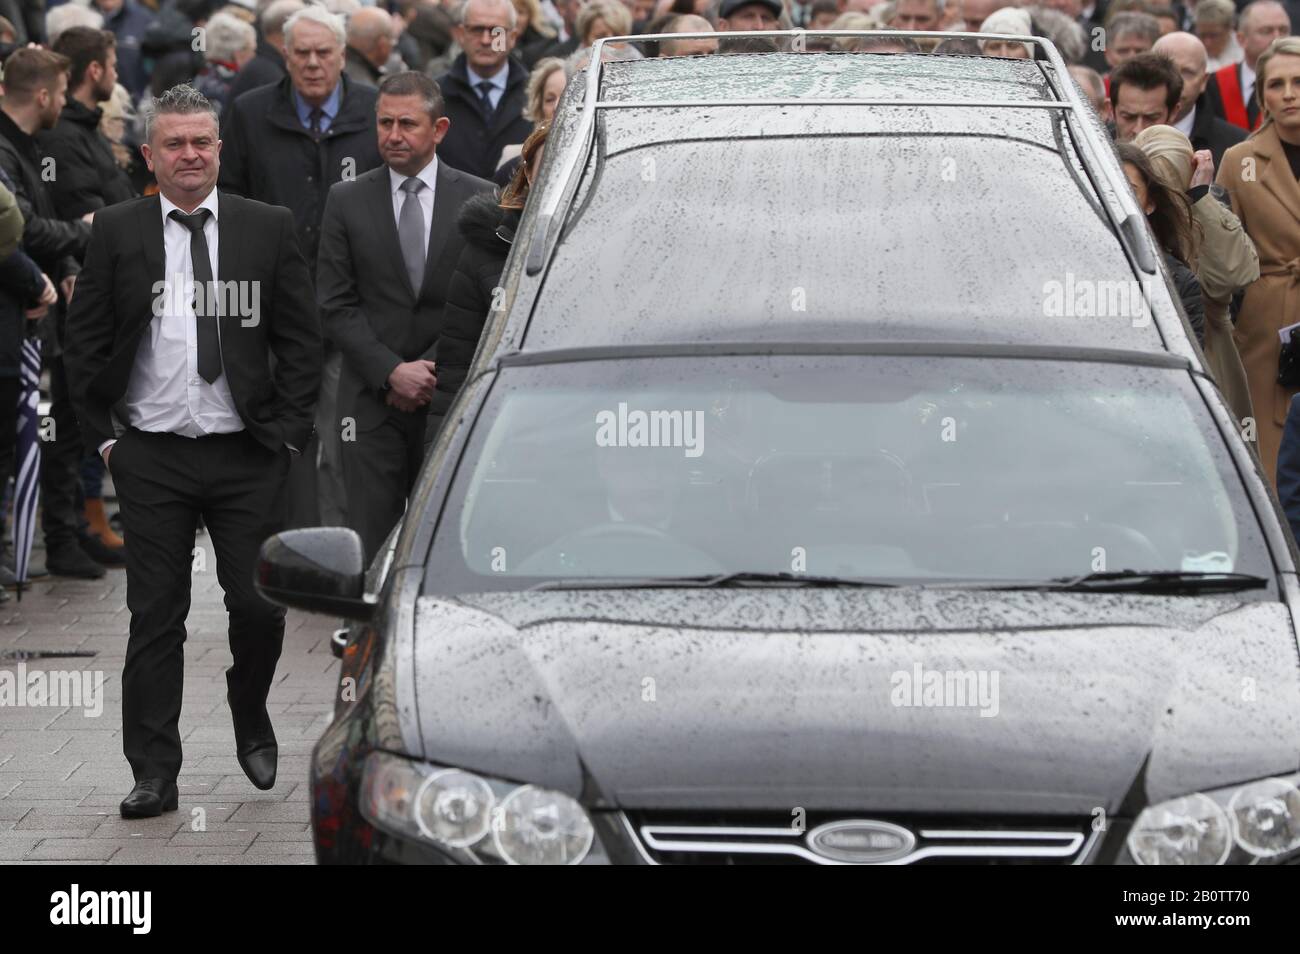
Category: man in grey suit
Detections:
[{"x1": 317, "y1": 70, "x2": 492, "y2": 563}]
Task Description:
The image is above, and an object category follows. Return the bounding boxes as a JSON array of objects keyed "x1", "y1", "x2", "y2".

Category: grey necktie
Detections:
[{"x1": 397, "y1": 177, "x2": 426, "y2": 296}]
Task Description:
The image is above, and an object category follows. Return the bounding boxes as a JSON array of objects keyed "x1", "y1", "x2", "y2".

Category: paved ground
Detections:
[{"x1": 0, "y1": 517, "x2": 339, "y2": 865}]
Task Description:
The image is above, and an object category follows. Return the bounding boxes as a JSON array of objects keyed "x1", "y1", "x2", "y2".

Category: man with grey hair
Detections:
[
  {"x1": 345, "y1": 5, "x2": 397, "y2": 87},
  {"x1": 46, "y1": 3, "x2": 104, "y2": 47},
  {"x1": 1206, "y1": 0, "x2": 1291, "y2": 131},
  {"x1": 1068, "y1": 62, "x2": 1112, "y2": 121},
  {"x1": 1195, "y1": 0, "x2": 1243, "y2": 70},
  {"x1": 1104, "y1": 11, "x2": 1161, "y2": 73},
  {"x1": 64, "y1": 83, "x2": 323, "y2": 817},
  {"x1": 226, "y1": 0, "x2": 305, "y2": 104},
  {"x1": 196, "y1": 11, "x2": 257, "y2": 112},
  {"x1": 220, "y1": 3, "x2": 382, "y2": 529},
  {"x1": 435, "y1": 0, "x2": 533, "y2": 179}
]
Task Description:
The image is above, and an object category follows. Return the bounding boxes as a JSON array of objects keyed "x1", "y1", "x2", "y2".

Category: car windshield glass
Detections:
[{"x1": 425, "y1": 355, "x2": 1269, "y2": 592}]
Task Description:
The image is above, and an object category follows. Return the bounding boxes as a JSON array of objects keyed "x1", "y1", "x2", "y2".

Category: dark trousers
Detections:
[
  {"x1": 342, "y1": 406, "x2": 427, "y2": 565},
  {"x1": 40, "y1": 356, "x2": 84, "y2": 549},
  {"x1": 112, "y1": 427, "x2": 290, "y2": 782}
]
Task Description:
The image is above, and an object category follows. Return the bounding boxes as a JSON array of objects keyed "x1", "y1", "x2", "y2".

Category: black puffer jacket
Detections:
[
  {"x1": 434, "y1": 192, "x2": 520, "y2": 405},
  {"x1": 1166, "y1": 252, "x2": 1205, "y2": 346}
]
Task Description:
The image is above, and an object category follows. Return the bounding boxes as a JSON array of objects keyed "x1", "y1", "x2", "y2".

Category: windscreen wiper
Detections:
[
  {"x1": 530, "y1": 571, "x2": 899, "y2": 591},
  {"x1": 986, "y1": 571, "x2": 1269, "y2": 594}
]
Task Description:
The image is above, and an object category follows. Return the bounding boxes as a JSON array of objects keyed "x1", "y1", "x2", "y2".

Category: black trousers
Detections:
[
  {"x1": 342, "y1": 406, "x2": 427, "y2": 565},
  {"x1": 112, "y1": 427, "x2": 289, "y2": 782}
]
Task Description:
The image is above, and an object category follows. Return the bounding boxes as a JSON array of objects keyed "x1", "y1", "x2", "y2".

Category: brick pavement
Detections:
[{"x1": 0, "y1": 519, "x2": 339, "y2": 865}]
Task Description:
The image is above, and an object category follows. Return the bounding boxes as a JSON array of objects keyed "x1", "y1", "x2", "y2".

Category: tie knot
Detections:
[
  {"x1": 169, "y1": 208, "x2": 212, "y2": 232},
  {"x1": 400, "y1": 177, "x2": 425, "y2": 195},
  {"x1": 477, "y1": 81, "x2": 493, "y2": 95}
]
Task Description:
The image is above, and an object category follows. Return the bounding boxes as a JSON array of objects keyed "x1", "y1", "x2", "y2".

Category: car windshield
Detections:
[{"x1": 425, "y1": 355, "x2": 1269, "y2": 592}]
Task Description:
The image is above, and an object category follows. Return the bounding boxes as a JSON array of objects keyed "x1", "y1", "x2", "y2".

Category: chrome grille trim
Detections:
[{"x1": 626, "y1": 816, "x2": 1089, "y2": 865}]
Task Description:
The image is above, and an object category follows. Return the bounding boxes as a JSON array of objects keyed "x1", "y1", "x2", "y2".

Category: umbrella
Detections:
[{"x1": 12, "y1": 335, "x2": 41, "y2": 599}]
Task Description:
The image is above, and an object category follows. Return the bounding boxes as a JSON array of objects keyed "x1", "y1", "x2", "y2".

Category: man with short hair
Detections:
[
  {"x1": 958, "y1": 0, "x2": 1002, "y2": 32},
  {"x1": 0, "y1": 47, "x2": 100, "y2": 580},
  {"x1": 226, "y1": 0, "x2": 305, "y2": 103},
  {"x1": 1153, "y1": 30, "x2": 1247, "y2": 163},
  {"x1": 1194, "y1": 0, "x2": 1243, "y2": 70},
  {"x1": 434, "y1": 0, "x2": 532, "y2": 180},
  {"x1": 1070, "y1": 62, "x2": 1113, "y2": 120},
  {"x1": 344, "y1": 5, "x2": 396, "y2": 88},
  {"x1": 90, "y1": 0, "x2": 155, "y2": 99},
  {"x1": 889, "y1": 0, "x2": 943, "y2": 30},
  {"x1": 1109, "y1": 50, "x2": 1184, "y2": 140},
  {"x1": 219, "y1": 4, "x2": 382, "y2": 529},
  {"x1": 64, "y1": 83, "x2": 322, "y2": 818},
  {"x1": 1105, "y1": 11, "x2": 1162, "y2": 73},
  {"x1": 661, "y1": 13, "x2": 717, "y2": 56},
  {"x1": 1206, "y1": 0, "x2": 1291, "y2": 130},
  {"x1": 316, "y1": 71, "x2": 492, "y2": 563}
]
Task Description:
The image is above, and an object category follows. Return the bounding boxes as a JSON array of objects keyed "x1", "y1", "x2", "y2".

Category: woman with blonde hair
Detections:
[
  {"x1": 494, "y1": 57, "x2": 565, "y2": 184},
  {"x1": 577, "y1": 0, "x2": 633, "y2": 47},
  {"x1": 1136, "y1": 124, "x2": 1258, "y2": 426},
  {"x1": 511, "y1": 0, "x2": 556, "y2": 52},
  {"x1": 1215, "y1": 36, "x2": 1300, "y2": 486}
]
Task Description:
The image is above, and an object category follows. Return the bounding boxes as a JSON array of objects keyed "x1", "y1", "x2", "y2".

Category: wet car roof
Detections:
[{"x1": 510, "y1": 52, "x2": 1180, "y2": 359}]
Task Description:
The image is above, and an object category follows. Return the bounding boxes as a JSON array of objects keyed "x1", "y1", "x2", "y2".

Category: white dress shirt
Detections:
[
  {"x1": 389, "y1": 155, "x2": 439, "y2": 262},
  {"x1": 101, "y1": 188, "x2": 242, "y2": 454},
  {"x1": 1241, "y1": 59, "x2": 1256, "y2": 108},
  {"x1": 1174, "y1": 104, "x2": 1196, "y2": 137}
]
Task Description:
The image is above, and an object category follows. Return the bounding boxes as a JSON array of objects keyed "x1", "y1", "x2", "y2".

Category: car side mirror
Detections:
[{"x1": 255, "y1": 528, "x2": 375, "y2": 621}]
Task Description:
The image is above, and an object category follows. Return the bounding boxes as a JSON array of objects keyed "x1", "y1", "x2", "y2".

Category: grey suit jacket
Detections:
[{"x1": 317, "y1": 158, "x2": 493, "y2": 432}]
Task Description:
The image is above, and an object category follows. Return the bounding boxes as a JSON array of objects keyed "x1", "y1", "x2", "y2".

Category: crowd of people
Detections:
[{"x1": 0, "y1": 0, "x2": 1297, "y2": 605}]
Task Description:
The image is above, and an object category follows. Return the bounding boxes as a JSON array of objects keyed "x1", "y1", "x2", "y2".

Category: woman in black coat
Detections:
[{"x1": 435, "y1": 125, "x2": 549, "y2": 408}]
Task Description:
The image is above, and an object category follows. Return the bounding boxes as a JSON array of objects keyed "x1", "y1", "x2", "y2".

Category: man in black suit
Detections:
[
  {"x1": 63, "y1": 84, "x2": 323, "y2": 819},
  {"x1": 1154, "y1": 32, "x2": 1247, "y2": 165},
  {"x1": 434, "y1": 0, "x2": 533, "y2": 181},
  {"x1": 317, "y1": 71, "x2": 492, "y2": 564}
]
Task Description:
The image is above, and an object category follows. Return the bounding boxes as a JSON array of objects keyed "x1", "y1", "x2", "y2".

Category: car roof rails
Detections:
[{"x1": 525, "y1": 30, "x2": 1159, "y2": 284}]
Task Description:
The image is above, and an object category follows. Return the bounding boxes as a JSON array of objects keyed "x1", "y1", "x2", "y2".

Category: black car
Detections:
[{"x1": 259, "y1": 32, "x2": 1300, "y2": 864}]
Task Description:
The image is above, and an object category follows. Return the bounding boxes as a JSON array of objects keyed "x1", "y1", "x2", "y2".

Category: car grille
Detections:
[{"x1": 621, "y1": 811, "x2": 1097, "y2": 865}]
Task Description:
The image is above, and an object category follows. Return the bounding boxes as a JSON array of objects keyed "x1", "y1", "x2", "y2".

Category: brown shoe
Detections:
[{"x1": 85, "y1": 497, "x2": 125, "y2": 548}]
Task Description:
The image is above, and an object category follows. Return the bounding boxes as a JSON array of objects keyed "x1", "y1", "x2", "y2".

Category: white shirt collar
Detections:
[
  {"x1": 160, "y1": 187, "x2": 218, "y2": 224},
  {"x1": 389, "y1": 155, "x2": 439, "y2": 196},
  {"x1": 1242, "y1": 59, "x2": 1256, "y2": 96},
  {"x1": 1174, "y1": 104, "x2": 1196, "y2": 136}
]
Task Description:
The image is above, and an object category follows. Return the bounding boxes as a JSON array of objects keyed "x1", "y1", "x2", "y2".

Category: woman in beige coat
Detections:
[
  {"x1": 1216, "y1": 37, "x2": 1300, "y2": 487},
  {"x1": 1136, "y1": 125, "x2": 1258, "y2": 428}
]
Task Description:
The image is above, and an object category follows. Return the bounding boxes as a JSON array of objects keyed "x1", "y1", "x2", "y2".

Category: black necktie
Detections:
[
  {"x1": 168, "y1": 208, "x2": 222, "y2": 383},
  {"x1": 309, "y1": 106, "x2": 324, "y2": 137}
]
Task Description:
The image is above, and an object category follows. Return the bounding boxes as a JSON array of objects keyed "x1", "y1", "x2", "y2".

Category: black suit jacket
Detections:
[
  {"x1": 1190, "y1": 95, "x2": 1247, "y2": 168},
  {"x1": 63, "y1": 191, "x2": 324, "y2": 456},
  {"x1": 317, "y1": 160, "x2": 493, "y2": 433}
]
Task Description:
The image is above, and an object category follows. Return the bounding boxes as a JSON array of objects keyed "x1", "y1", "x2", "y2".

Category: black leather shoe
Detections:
[
  {"x1": 229, "y1": 691, "x2": 277, "y2": 790},
  {"x1": 79, "y1": 533, "x2": 125, "y2": 567},
  {"x1": 46, "y1": 544, "x2": 106, "y2": 579},
  {"x1": 119, "y1": 778, "x2": 178, "y2": 818}
]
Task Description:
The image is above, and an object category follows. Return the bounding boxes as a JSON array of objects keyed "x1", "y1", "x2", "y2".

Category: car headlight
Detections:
[
  {"x1": 361, "y1": 752, "x2": 601, "y2": 864},
  {"x1": 1127, "y1": 772, "x2": 1300, "y2": 865}
]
